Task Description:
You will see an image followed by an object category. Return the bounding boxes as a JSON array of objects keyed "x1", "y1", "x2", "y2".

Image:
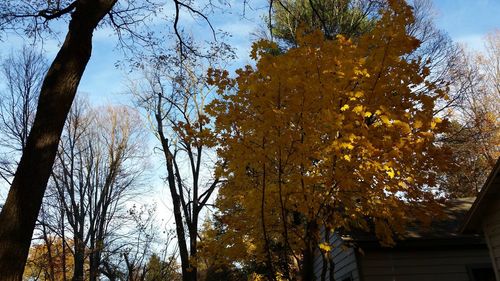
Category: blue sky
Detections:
[
  {"x1": 2, "y1": 0, "x2": 499, "y2": 105},
  {"x1": 433, "y1": 0, "x2": 500, "y2": 50},
  {"x1": 61, "y1": 0, "x2": 500, "y2": 104},
  {"x1": 1, "y1": 0, "x2": 499, "y2": 205}
]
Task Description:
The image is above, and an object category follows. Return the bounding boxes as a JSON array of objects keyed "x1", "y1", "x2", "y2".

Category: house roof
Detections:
[
  {"x1": 405, "y1": 197, "x2": 475, "y2": 239},
  {"x1": 345, "y1": 197, "x2": 479, "y2": 245},
  {"x1": 461, "y1": 157, "x2": 500, "y2": 233},
  {"x1": 338, "y1": 159, "x2": 500, "y2": 248}
]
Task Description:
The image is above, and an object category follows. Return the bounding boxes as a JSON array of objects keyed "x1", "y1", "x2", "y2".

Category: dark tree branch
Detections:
[
  {"x1": 173, "y1": 0, "x2": 217, "y2": 59},
  {"x1": 37, "y1": 1, "x2": 77, "y2": 21}
]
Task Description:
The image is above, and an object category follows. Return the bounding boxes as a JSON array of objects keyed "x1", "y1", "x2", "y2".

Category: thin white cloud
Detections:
[{"x1": 455, "y1": 34, "x2": 486, "y2": 52}]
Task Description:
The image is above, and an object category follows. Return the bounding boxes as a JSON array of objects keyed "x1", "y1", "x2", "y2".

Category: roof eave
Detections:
[{"x1": 460, "y1": 158, "x2": 500, "y2": 233}]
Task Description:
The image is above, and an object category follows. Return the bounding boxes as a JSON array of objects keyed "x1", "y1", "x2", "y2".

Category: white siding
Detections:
[
  {"x1": 482, "y1": 194, "x2": 500, "y2": 281},
  {"x1": 359, "y1": 248, "x2": 491, "y2": 281},
  {"x1": 314, "y1": 234, "x2": 360, "y2": 281}
]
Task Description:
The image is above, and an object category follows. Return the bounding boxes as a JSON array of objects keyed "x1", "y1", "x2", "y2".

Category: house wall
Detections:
[
  {"x1": 482, "y1": 196, "x2": 500, "y2": 281},
  {"x1": 359, "y1": 247, "x2": 491, "y2": 281},
  {"x1": 314, "y1": 234, "x2": 360, "y2": 281}
]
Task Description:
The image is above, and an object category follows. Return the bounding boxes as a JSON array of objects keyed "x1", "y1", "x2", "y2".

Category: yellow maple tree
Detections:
[{"x1": 204, "y1": 0, "x2": 450, "y2": 279}]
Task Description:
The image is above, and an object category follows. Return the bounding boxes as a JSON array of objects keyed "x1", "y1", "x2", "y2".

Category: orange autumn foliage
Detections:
[
  {"x1": 204, "y1": 0, "x2": 451, "y2": 278},
  {"x1": 23, "y1": 238, "x2": 75, "y2": 281}
]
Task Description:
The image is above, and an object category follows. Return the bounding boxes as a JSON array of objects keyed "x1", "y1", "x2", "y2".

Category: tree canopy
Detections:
[
  {"x1": 204, "y1": 0, "x2": 451, "y2": 279},
  {"x1": 268, "y1": 0, "x2": 383, "y2": 46}
]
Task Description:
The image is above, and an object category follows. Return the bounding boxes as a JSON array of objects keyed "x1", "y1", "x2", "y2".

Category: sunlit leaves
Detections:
[{"x1": 203, "y1": 0, "x2": 450, "y2": 277}]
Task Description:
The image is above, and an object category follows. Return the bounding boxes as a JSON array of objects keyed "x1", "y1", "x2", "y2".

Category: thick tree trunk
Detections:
[{"x1": 0, "y1": 2, "x2": 117, "y2": 280}]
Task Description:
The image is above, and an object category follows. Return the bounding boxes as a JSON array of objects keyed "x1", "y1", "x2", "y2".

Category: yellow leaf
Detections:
[
  {"x1": 352, "y1": 105, "x2": 364, "y2": 115},
  {"x1": 319, "y1": 242, "x2": 332, "y2": 252},
  {"x1": 398, "y1": 181, "x2": 408, "y2": 189},
  {"x1": 383, "y1": 165, "x2": 395, "y2": 179},
  {"x1": 387, "y1": 169, "x2": 395, "y2": 178},
  {"x1": 380, "y1": 115, "x2": 390, "y2": 125},
  {"x1": 393, "y1": 120, "x2": 411, "y2": 134},
  {"x1": 341, "y1": 104, "x2": 350, "y2": 111},
  {"x1": 341, "y1": 143, "x2": 354, "y2": 150}
]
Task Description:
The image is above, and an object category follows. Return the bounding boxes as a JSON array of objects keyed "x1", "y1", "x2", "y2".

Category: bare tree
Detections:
[
  {"x1": 0, "y1": 1, "x2": 226, "y2": 277},
  {"x1": 95, "y1": 203, "x2": 181, "y2": 281},
  {"x1": 438, "y1": 32, "x2": 500, "y2": 197},
  {"x1": 121, "y1": 205, "x2": 159, "y2": 281},
  {"x1": 0, "y1": 46, "x2": 47, "y2": 185},
  {"x1": 131, "y1": 42, "x2": 233, "y2": 281},
  {"x1": 49, "y1": 100, "x2": 148, "y2": 281}
]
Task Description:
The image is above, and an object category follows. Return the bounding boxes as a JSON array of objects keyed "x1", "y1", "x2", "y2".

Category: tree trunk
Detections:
[
  {"x1": 156, "y1": 104, "x2": 194, "y2": 281},
  {"x1": 301, "y1": 221, "x2": 319, "y2": 281},
  {"x1": 0, "y1": 2, "x2": 117, "y2": 280},
  {"x1": 161, "y1": 139, "x2": 192, "y2": 281},
  {"x1": 320, "y1": 251, "x2": 327, "y2": 281},
  {"x1": 166, "y1": 154, "x2": 193, "y2": 281},
  {"x1": 61, "y1": 208, "x2": 68, "y2": 281},
  {"x1": 189, "y1": 216, "x2": 198, "y2": 281},
  {"x1": 72, "y1": 237, "x2": 86, "y2": 281},
  {"x1": 302, "y1": 246, "x2": 315, "y2": 281},
  {"x1": 41, "y1": 213, "x2": 56, "y2": 281},
  {"x1": 89, "y1": 251, "x2": 99, "y2": 281},
  {"x1": 89, "y1": 241, "x2": 103, "y2": 281},
  {"x1": 328, "y1": 257, "x2": 335, "y2": 281}
]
